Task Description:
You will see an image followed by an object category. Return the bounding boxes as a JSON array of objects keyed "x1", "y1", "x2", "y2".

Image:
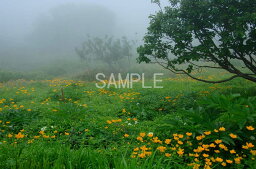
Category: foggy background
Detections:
[{"x1": 0, "y1": 0, "x2": 165, "y2": 72}]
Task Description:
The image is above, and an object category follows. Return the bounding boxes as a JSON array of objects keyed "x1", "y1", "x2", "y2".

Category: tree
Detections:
[
  {"x1": 137, "y1": 0, "x2": 256, "y2": 83},
  {"x1": 76, "y1": 36, "x2": 133, "y2": 69}
]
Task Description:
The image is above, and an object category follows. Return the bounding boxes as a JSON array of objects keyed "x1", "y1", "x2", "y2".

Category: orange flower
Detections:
[
  {"x1": 186, "y1": 132, "x2": 192, "y2": 136},
  {"x1": 15, "y1": 132, "x2": 25, "y2": 139},
  {"x1": 157, "y1": 146, "x2": 167, "y2": 152},
  {"x1": 165, "y1": 153, "x2": 171, "y2": 157},
  {"x1": 165, "y1": 139, "x2": 171, "y2": 144},
  {"x1": 229, "y1": 133, "x2": 237, "y2": 139},
  {"x1": 124, "y1": 134, "x2": 129, "y2": 137},
  {"x1": 219, "y1": 127, "x2": 225, "y2": 131},
  {"x1": 246, "y1": 126, "x2": 255, "y2": 131}
]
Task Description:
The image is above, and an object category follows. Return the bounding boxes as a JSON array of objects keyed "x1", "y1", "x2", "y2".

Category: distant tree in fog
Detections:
[{"x1": 76, "y1": 36, "x2": 134, "y2": 69}]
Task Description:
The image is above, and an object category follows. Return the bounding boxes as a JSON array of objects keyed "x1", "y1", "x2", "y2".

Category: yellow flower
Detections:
[
  {"x1": 39, "y1": 131, "x2": 45, "y2": 135},
  {"x1": 140, "y1": 133, "x2": 146, "y2": 137},
  {"x1": 64, "y1": 132, "x2": 70, "y2": 135},
  {"x1": 165, "y1": 139, "x2": 171, "y2": 144},
  {"x1": 246, "y1": 142, "x2": 254, "y2": 148},
  {"x1": 250, "y1": 150, "x2": 256, "y2": 156},
  {"x1": 165, "y1": 153, "x2": 171, "y2": 157},
  {"x1": 214, "y1": 139, "x2": 222, "y2": 144},
  {"x1": 203, "y1": 153, "x2": 209, "y2": 158},
  {"x1": 140, "y1": 145, "x2": 148, "y2": 151},
  {"x1": 226, "y1": 160, "x2": 233, "y2": 164},
  {"x1": 234, "y1": 157, "x2": 242, "y2": 164},
  {"x1": 27, "y1": 109, "x2": 32, "y2": 111},
  {"x1": 106, "y1": 120, "x2": 112, "y2": 124},
  {"x1": 246, "y1": 126, "x2": 255, "y2": 131},
  {"x1": 138, "y1": 153, "x2": 146, "y2": 158},
  {"x1": 186, "y1": 132, "x2": 192, "y2": 136},
  {"x1": 230, "y1": 149, "x2": 236, "y2": 154},
  {"x1": 137, "y1": 136, "x2": 143, "y2": 142},
  {"x1": 196, "y1": 135, "x2": 205, "y2": 140},
  {"x1": 133, "y1": 147, "x2": 139, "y2": 151},
  {"x1": 204, "y1": 131, "x2": 211, "y2": 135},
  {"x1": 177, "y1": 140, "x2": 183, "y2": 145},
  {"x1": 229, "y1": 133, "x2": 237, "y2": 139},
  {"x1": 51, "y1": 135, "x2": 56, "y2": 138},
  {"x1": 15, "y1": 132, "x2": 25, "y2": 139},
  {"x1": 215, "y1": 157, "x2": 223, "y2": 162},
  {"x1": 124, "y1": 134, "x2": 129, "y2": 137},
  {"x1": 7, "y1": 133, "x2": 13, "y2": 138},
  {"x1": 43, "y1": 135, "x2": 49, "y2": 138},
  {"x1": 221, "y1": 162, "x2": 226, "y2": 166},
  {"x1": 157, "y1": 146, "x2": 167, "y2": 152},
  {"x1": 214, "y1": 150, "x2": 220, "y2": 153},
  {"x1": 34, "y1": 136, "x2": 40, "y2": 139},
  {"x1": 177, "y1": 148, "x2": 184, "y2": 156},
  {"x1": 209, "y1": 143, "x2": 216, "y2": 148},
  {"x1": 147, "y1": 132, "x2": 154, "y2": 137},
  {"x1": 219, "y1": 127, "x2": 225, "y2": 131},
  {"x1": 54, "y1": 130, "x2": 58, "y2": 133}
]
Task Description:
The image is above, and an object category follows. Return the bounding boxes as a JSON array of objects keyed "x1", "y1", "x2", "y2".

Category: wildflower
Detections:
[
  {"x1": 246, "y1": 126, "x2": 255, "y2": 131},
  {"x1": 165, "y1": 139, "x2": 171, "y2": 144},
  {"x1": 203, "y1": 154, "x2": 209, "y2": 158},
  {"x1": 137, "y1": 136, "x2": 143, "y2": 142},
  {"x1": 177, "y1": 140, "x2": 183, "y2": 145},
  {"x1": 165, "y1": 153, "x2": 171, "y2": 157},
  {"x1": 196, "y1": 135, "x2": 205, "y2": 140},
  {"x1": 219, "y1": 127, "x2": 225, "y2": 131},
  {"x1": 133, "y1": 147, "x2": 139, "y2": 151},
  {"x1": 178, "y1": 134, "x2": 184, "y2": 138},
  {"x1": 27, "y1": 109, "x2": 32, "y2": 111},
  {"x1": 64, "y1": 132, "x2": 70, "y2": 135},
  {"x1": 140, "y1": 133, "x2": 146, "y2": 137},
  {"x1": 177, "y1": 148, "x2": 184, "y2": 156},
  {"x1": 226, "y1": 160, "x2": 233, "y2": 164},
  {"x1": 147, "y1": 132, "x2": 153, "y2": 137},
  {"x1": 229, "y1": 133, "x2": 237, "y2": 139},
  {"x1": 43, "y1": 135, "x2": 49, "y2": 138},
  {"x1": 51, "y1": 135, "x2": 56, "y2": 138},
  {"x1": 221, "y1": 162, "x2": 227, "y2": 166},
  {"x1": 209, "y1": 143, "x2": 216, "y2": 148},
  {"x1": 39, "y1": 131, "x2": 45, "y2": 135},
  {"x1": 15, "y1": 132, "x2": 25, "y2": 139},
  {"x1": 234, "y1": 157, "x2": 242, "y2": 164},
  {"x1": 230, "y1": 149, "x2": 236, "y2": 154},
  {"x1": 246, "y1": 142, "x2": 254, "y2": 148},
  {"x1": 215, "y1": 157, "x2": 223, "y2": 162},
  {"x1": 140, "y1": 145, "x2": 148, "y2": 151},
  {"x1": 157, "y1": 146, "x2": 167, "y2": 152},
  {"x1": 138, "y1": 153, "x2": 146, "y2": 158},
  {"x1": 214, "y1": 150, "x2": 220, "y2": 153},
  {"x1": 204, "y1": 131, "x2": 211, "y2": 135},
  {"x1": 124, "y1": 134, "x2": 129, "y2": 137},
  {"x1": 214, "y1": 129, "x2": 219, "y2": 132},
  {"x1": 34, "y1": 136, "x2": 40, "y2": 139},
  {"x1": 214, "y1": 139, "x2": 222, "y2": 144},
  {"x1": 186, "y1": 132, "x2": 192, "y2": 136},
  {"x1": 106, "y1": 120, "x2": 112, "y2": 124},
  {"x1": 251, "y1": 150, "x2": 256, "y2": 156},
  {"x1": 54, "y1": 130, "x2": 58, "y2": 133}
]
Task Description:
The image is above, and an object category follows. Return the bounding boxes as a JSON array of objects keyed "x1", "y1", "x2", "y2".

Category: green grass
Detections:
[{"x1": 0, "y1": 76, "x2": 256, "y2": 169}]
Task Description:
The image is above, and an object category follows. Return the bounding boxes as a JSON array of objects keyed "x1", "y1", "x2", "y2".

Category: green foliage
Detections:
[{"x1": 138, "y1": 0, "x2": 256, "y2": 83}]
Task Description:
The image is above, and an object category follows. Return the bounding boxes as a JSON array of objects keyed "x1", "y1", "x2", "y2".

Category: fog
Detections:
[{"x1": 0, "y1": 0, "x2": 165, "y2": 71}]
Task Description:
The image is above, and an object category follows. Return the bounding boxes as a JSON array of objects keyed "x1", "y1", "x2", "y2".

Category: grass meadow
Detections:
[{"x1": 0, "y1": 69, "x2": 256, "y2": 169}]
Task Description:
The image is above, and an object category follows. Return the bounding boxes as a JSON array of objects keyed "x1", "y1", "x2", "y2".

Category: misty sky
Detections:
[
  {"x1": 0, "y1": 0, "x2": 168, "y2": 70},
  {"x1": 0, "y1": 0, "x2": 164, "y2": 42}
]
